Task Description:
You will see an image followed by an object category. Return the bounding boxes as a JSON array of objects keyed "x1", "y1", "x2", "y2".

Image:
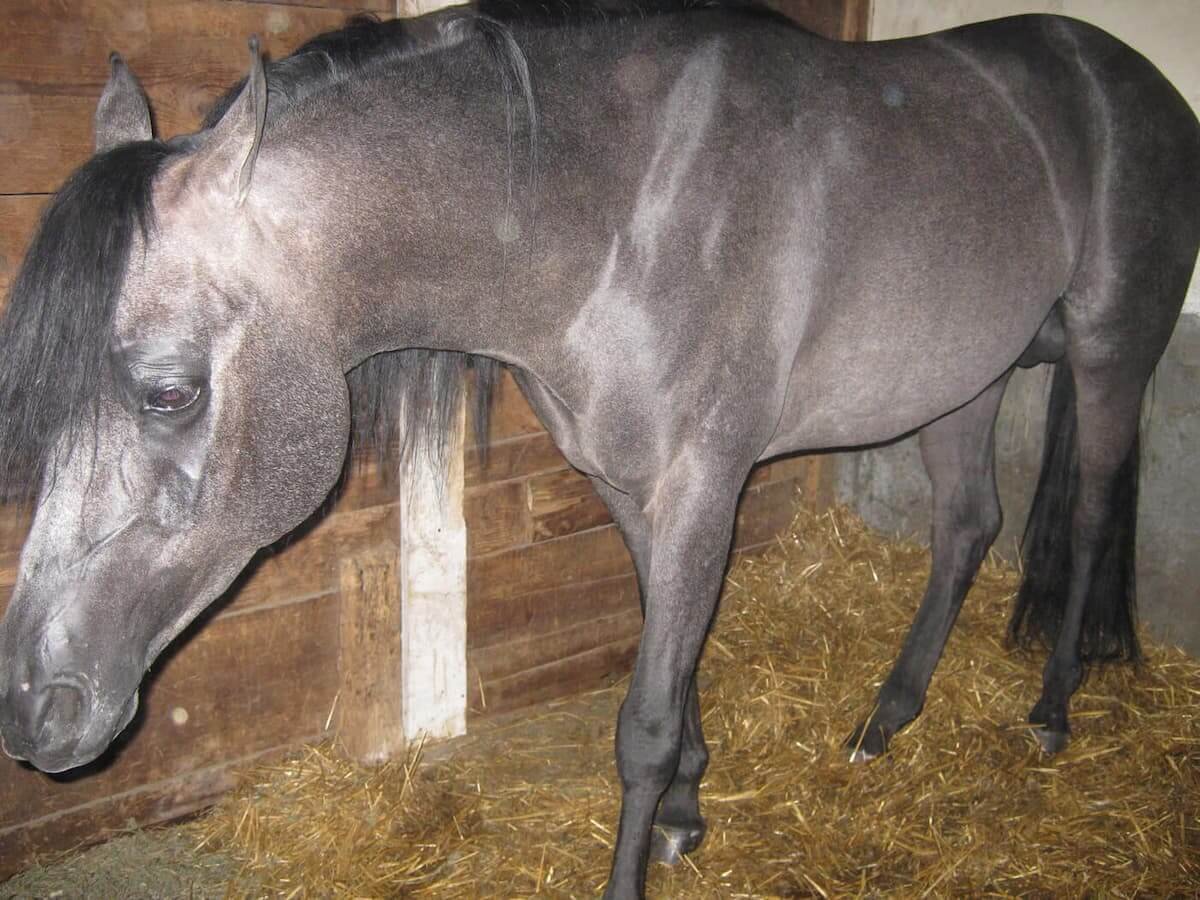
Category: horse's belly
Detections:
[{"x1": 761, "y1": 275, "x2": 1063, "y2": 457}]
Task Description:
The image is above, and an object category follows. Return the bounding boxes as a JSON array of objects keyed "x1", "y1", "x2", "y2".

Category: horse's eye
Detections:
[{"x1": 145, "y1": 384, "x2": 200, "y2": 413}]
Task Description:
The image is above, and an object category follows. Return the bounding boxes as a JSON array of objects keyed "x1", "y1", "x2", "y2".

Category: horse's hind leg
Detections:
[
  {"x1": 1022, "y1": 291, "x2": 1185, "y2": 751},
  {"x1": 1020, "y1": 363, "x2": 1148, "y2": 752},
  {"x1": 1014, "y1": 77, "x2": 1198, "y2": 751},
  {"x1": 848, "y1": 372, "x2": 1009, "y2": 761},
  {"x1": 589, "y1": 476, "x2": 710, "y2": 864}
]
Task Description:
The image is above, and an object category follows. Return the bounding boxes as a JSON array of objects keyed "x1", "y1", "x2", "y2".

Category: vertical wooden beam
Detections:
[
  {"x1": 840, "y1": 0, "x2": 871, "y2": 41},
  {"x1": 337, "y1": 545, "x2": 404, "y2": 764},
  {"x1": 395, "y1": 0, "x2": 457, "y2": 18},
  {"x1": 399, "y1": 397, "x2": 468, "y2": 742}
]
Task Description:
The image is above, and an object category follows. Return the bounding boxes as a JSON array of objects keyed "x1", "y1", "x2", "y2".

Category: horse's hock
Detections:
[{"x1": 1, "y1": 0, "x2": 1198, "y2": 891}]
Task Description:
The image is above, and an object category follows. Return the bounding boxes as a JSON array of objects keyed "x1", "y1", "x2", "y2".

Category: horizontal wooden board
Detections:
[
  {"x1": 469, "y1": 572, "x2": 639, "y2": 650},
  {"x1": 469, "y1": 635, "x2": 639, "y2": 716},
  {"x1": 472, "y1": 370, "x2": 546, "y2": 444},
  {"x1": 528, "y1": 467, "x2": 611, "y2": 541},
  {"x1": 465, "y1": 478, "x2": 530, "y2": 558},
  {"x1": 244, "y1": 0, "x2": 390, "y2": 11},
  {"x1": 0, "y1": 194, "x2": 45, "y2": 307},
  {"x1": 0, "y1": 592, "x2": 338, "y2": 833},
  {"x1": 0, "y1": 739, "x2": 309, "y2": 883},
  {"x1": 468, "y1": 522, "x2": 634, "y2": 604},
  {"x1": 471, "y1": 608, "x2": 643, "y2": 685},
  {"x1": 733, "y1": 478, "x2": 803, "y2": 551},
  {"x1": 218, "y1": 502, "x2": 397, "y2": 617},
  {"x1": 466, "y1": 431, "x2": 567, "y2": 488},
  {"x1": 0, "y1": 0, "x2": 367, "y2": 193}
]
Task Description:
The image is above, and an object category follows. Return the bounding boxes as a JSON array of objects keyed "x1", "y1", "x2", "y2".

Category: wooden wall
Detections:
[{"x1": 0, "y1": 0, "x2": 839, "y2": 880}]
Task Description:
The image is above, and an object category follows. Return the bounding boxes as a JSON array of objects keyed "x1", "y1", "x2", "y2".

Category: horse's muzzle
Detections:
[{"x1": 0, "y1": 672, "x2": 138, "y2": 773}]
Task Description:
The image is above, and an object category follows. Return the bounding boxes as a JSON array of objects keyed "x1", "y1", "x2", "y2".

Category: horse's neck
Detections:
[{"x1": 258, "y1": 68, "x2": 544, "y2": 373}]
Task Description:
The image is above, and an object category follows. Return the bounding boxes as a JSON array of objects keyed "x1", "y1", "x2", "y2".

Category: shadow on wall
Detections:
[{"x1": 834, "y1": 316, "x2": 1200, "y2": 656}]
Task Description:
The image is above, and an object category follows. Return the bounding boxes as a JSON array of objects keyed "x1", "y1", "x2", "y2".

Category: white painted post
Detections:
[
  {"x1": 399, "y1": 396, "x2": 468, "y2": 742},
  {"x1": 395, "y1": 0, "x2": 461, "y2": 18}
]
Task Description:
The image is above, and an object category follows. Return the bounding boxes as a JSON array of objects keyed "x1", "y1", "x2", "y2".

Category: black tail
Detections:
[{"x1": 1008, "y1": 360, "x2": 1141, "y2": 662}]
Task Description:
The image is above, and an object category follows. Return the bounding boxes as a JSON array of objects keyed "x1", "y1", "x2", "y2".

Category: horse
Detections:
[{"x1": 0, "y1": 4, "x2": 1197, "y2": 897}]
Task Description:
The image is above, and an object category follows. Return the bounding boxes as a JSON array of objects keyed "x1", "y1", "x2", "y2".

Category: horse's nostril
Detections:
[{"x1": 34, "y1": 683, "x2": 89, "y2": 743}]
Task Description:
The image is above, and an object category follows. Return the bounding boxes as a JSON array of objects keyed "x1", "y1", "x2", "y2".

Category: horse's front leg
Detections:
[
  {"x1": 603, "y1": 453, "x2": 745, "y2": 900},
  {"x1": 589, "y1": 476, "x2": 710, "y2": 866}
]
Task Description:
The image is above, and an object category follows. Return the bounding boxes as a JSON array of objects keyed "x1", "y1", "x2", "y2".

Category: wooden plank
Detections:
[
  {"x1": 399, "y1": 398, "x2": 466, "y2": 742},
  {"x1": 528, "y1": 467, "x2": 611, "y2": 542},
  {"x1": 243, "y1": 0, "x2": 391, "y2": 12},
  {"x1": 0, "y1": 195, "x2": 45, "y2": 307},
  {"x1": 336, "y1": 544, "x2": 404, "y2": 764},
  {"x1": 465, "y1": 478, "x2": 530, "y2": 557},
  {"x1": 218, "y1": 502, "x2": 397, "y2": 616},
  {"x1": 469, "y1": 635, "x2": 639, "y2": 716},
  {"x1": 0, "y1": 0, "x2": 366, "y2": 193},
  {"x1": 328, "y1": 456, "x2": 400, "y2": 514},
  {"x1": 470, "y1": 608, "x2": 642, "y2": 685},
  {"x1": 840, "y1": 0, "x2": 871, "y2": 42},
  {"x1": 468, "y1": 523, "x2": 634, "y2": 603},
  {"x1": 469, "y1": 572, "x2": 639, "y2": 650},
  {"x1": 0, "y1": 593, "x2": 339, "y2": 832},
  {"x1": 748, "y1": 453, "x2": 813, "y2": 489},
  {"x1": 466, "y1": 431, "x2": 568, "y2": 489},
  {"x1": 0, "y1": 739, "x2": 311, "y2": 883},
  {"x1": 479, "y1": 370, "x2": 545, "y2": 443},
  {"x1": 766, "y1": 0, "x2": 853, "y2": 40},
  {"x1": 733, "y1": 478, "x2": 802, "y2": 551}
]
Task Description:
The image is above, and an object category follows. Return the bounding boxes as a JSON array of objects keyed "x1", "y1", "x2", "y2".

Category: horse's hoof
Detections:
[
  {"x1": 848, "y1": 745, "x2": 879, "y2": 764},
  {"x1": 846, "y1": 722, "x2": 889, "y2": 763},
  {"x1": 650, "y1": 821, "x2": 706, "y2": 865},
  {"x1": 1032, "y1": 725, "x2": 1070, "y2": 754}
]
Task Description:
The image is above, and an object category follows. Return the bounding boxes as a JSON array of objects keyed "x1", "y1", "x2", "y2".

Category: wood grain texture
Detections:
[
  {"x1": 243, "y1": 0, "x2": 391, "y2": 12},
  {"x1": 469, "y1": 573, "x2": 640, "y2": 650},
  {"x1": 218, "y1": 502, "x2": 398, "y2": 617},
  {"x1": 465, "y1": 478, "x2": 531, "y2": 557},
  {"x1": 472, "y1": 607, "x2": 643, "y2": 685},
  {"x1": 0, "y1": 739, "x2": 310, "y2": 882},
  {"x1": 466, "y1": 431, "x2": 567, "y2": 489},
  {"x1": 0, "y1": 0, "x2": 362, "y2": 193},
  {"x1": 469, "y1": 635, "x2": 640, "y2": 716},
  {"x1": 469, "y1": 523, "x2": 635, "y2": 604},
  {"x1": 336, "y1": 545, "x2": 404, "y2": 763},
  {"x1": 474, "y1": 370, "x2": 545, "y2": 443},
  {"x1": 0, "y1": 195, "x2": 45, "y2": 308},
  {"x1": 528, "y1": 467, "x2": 611, "y2": 541}
]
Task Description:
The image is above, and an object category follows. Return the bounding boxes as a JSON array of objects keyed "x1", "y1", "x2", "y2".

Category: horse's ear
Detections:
[
  {"x1": 94, "y1": 53, "x2": 153, "y2": 152},
  {"x1": 190, "y1": 37, "x2": 267, "y2": 206}
]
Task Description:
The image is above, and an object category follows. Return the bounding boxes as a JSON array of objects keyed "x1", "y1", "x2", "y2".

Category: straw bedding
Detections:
[{"x1": 9, "y1": 504, "x2": 1199, "y2": 897}]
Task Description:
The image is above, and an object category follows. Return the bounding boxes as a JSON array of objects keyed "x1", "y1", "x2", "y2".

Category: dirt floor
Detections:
[{"x1": 3, "y1": 507, "x2": 1198, "y2": 898}]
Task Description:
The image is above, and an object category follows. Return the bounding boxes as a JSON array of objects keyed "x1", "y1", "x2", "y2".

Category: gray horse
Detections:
[{"x1": 1, "y1": 5, "x2": 1197, "y2": 897}]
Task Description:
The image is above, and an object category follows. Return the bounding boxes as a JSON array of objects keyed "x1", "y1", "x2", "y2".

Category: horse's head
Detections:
[{"x1": 0, "y1": 49, "x2": 351, "y2": 772}]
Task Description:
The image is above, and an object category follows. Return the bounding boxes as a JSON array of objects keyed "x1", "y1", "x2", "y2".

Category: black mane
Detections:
[{"x1": 0, "y1": 141, "x2": 174, "y2": 502}]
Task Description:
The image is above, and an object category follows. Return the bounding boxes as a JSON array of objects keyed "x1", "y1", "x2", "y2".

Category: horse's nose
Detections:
[
  {"x1": 33, "y1": 682, "x2": 89, "y2": 742},
  {"x1": 0, "y1": 676, "x2": 93, "y2": 763}
]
